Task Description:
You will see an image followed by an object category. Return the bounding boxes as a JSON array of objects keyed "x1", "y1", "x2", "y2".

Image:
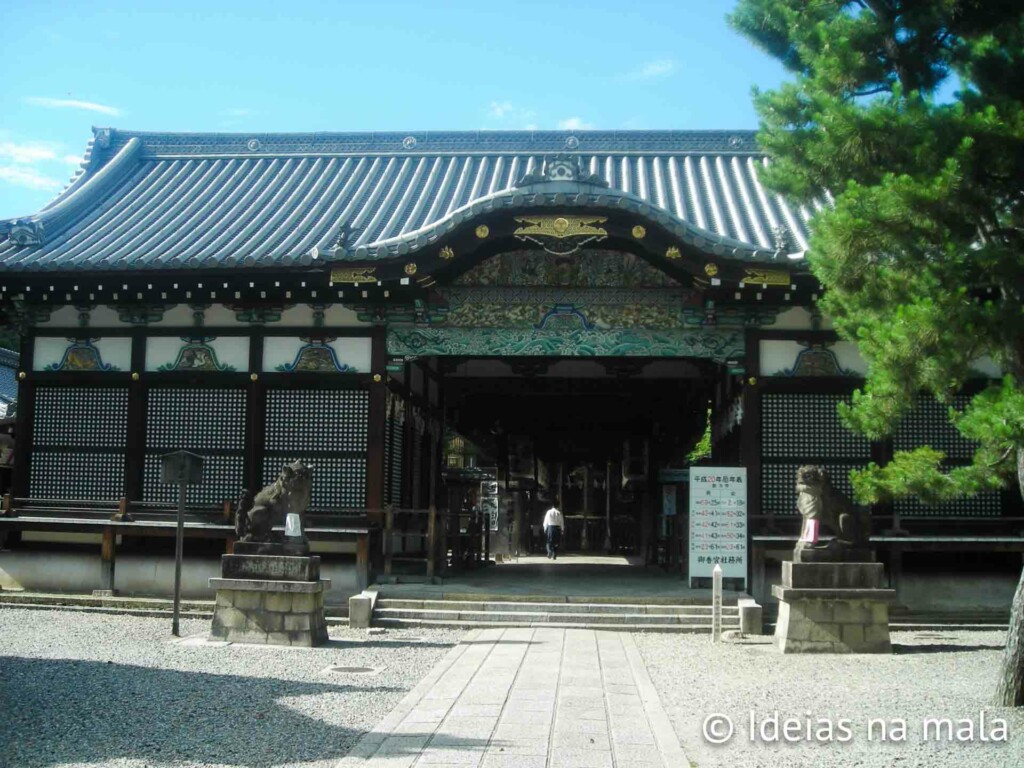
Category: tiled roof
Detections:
[{"x1": 0, "y1": 128, "x2": 824, "y2": 273}]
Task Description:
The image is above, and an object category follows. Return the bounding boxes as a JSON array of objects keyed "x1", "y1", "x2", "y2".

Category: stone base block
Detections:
[
  {"x1": 209, "y1": 575, "x2": 330, "y2": 647},
  {"x1": 221, "y1": 554, "x2": 320, "y2": 581},
  {"x1": 775, "y1": 596, "x2": 892, "y2": 653},
  {"x1": 774, "y1": 559, "x2": 893, "y2": 654}
]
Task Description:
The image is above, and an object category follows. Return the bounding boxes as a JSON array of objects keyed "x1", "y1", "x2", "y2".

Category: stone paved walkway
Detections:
[{"x1": 338, "y1": 628, "x2": 689, "y2": 768}]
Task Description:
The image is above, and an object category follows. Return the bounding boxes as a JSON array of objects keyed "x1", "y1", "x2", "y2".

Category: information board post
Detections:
[{"x1": 689, "y1": 467, "x2": 747, "y2": 590}]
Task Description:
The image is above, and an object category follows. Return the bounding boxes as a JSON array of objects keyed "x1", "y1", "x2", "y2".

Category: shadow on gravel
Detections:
[
  {"x1": 326, "y1": 639, "x2": 455, "y2": 649},
  {"x1": 0, "y1": 656, "x2": 403, "y2": 767},
  {"x1": 892, "y1": 643, "x2": 1005, "y2": 654}
]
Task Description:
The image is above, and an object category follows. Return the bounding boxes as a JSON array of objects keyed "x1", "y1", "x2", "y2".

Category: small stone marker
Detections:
[{"x1": 712, "y1": 563, "x2": 723, "y2": 643}]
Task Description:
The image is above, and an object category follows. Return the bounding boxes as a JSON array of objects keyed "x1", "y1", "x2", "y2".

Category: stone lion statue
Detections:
[
  {"x1": 795, "y1": 465, "x2": 870, "y2": 550},
  {"x1": 235, "y1": 461, "x2": 313, "y2": 542}
]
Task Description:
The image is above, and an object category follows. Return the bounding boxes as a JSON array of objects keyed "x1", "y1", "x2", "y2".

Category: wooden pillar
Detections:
[
  {"x1": 245, "y1": 334, "x2": 266, "y2": 495},
  {"x1": 100, "y1": 523, "x2": 117, "y2": 594},
  {"x1": 366, "y1": 326, "x2": 387, "y2": 521},
  {"x1": 580, "y1": 464, "x2": 590, "y2": 551},
  {"x1": 355, "y1": 531, "x2": 370, "y2": 592},
  {"x1": 741, "y1": 330, "x2": 763, "y2": 528},
  {"x1": 125, "y1": 329, "x2": 147, "y2": 502},
  {"x1": 12, "y1": 331, "x2": 35, "y2": 499},
  {"x1": 604, "y1": 459, "x2": 613, "y2": 552}
]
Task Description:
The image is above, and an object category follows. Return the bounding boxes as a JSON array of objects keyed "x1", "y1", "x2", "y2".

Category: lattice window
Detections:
[
  {"x1": 264, "y1": 389, "x2": 368, "y2": 510},
  {"x1": 31, "y1": 387, "x2": 128, "y2": 499},
  {"x1": 144, "y1": 389, "x2": 246, "y2": 505},
  {"x1": 761, "y1": 393, "x2": 869, "y2": 517},
  {"x1": 894, "y1": 395, "x2": 999, "y2": 517},
  {"x1": 762, "y1": 393, "x2": 871, "y2": 460}
]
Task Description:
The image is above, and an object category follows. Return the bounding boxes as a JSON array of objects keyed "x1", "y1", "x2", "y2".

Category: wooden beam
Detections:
[{"x1": 366, "y1": 326, "x2": 387, "y2": 521}]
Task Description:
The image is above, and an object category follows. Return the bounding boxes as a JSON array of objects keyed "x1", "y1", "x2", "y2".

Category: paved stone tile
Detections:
[
  {"x1": 548, "y1": 747, "x2": 614, "y2": 768},
  {"x1": 336, "y1": 627, "x2": 689, "y2": 767}
]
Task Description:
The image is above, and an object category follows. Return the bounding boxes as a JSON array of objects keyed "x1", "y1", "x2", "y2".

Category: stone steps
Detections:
[
  {"x1": 373, "y1": 616, "x2": 732, "y2": 633},
  {"x1": 372, "y1": 598, "x2": 739, "y2": 633}
]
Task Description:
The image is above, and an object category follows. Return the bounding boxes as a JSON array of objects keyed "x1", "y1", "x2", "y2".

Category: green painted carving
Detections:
[
  {"x1": 783, "y1": 344, "x2": 856, "y2": 377},
  {"x1": 454, "y1": 249, "x2": 680, "y2": 288},
  {"x1": 45, "y1": 339, "x2": 118, "y2": 371},
  {"x1": 157, "y1": 338, "x2": 236, "y2": 372},
  {"x1": 232, "y1": 306, "x2": 283, "y2": 324},
  {"x1": 681, "y1": 306, "x2": 780, "y2": 327},
  {"x1": 439, "y1": 287, "x2": 696, "y2": 330},
  {"x1": 388, "y1": 327, "x2": 744, "y2": 360},
  {"x1": 117, "y1": 304, "x2": 168, "y2": 325}
]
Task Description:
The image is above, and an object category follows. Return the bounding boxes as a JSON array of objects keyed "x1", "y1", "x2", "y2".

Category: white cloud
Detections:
[
  {"x1": 62, "y1": 154, "x2": 84, "y2": 167},
  {"x1": 0, "y1": 142, "x2": 58, "y2": 165},
  {"x1": 25, "y1": 96, "x2": 121, "y2": 117},
  {"x1": 557, "y1": 117, "x2": 595, "y2": 131},
  {"x1": 619, "y1": 59, "x2": 676, "y2": 81},
  {"x1": 488, "y1": 101, "x2": 513, "y2": 119},
  {"x1": 0, "y1": 165, "x2": 63, "y2": 191}
]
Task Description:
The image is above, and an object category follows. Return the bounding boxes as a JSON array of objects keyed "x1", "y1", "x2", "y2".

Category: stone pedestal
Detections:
[
  {"x1": 210, "y1": 553, "x2": 330, "y2": 646},
  {"x1": 773, "y1": 561, "x2": 894, "y2": 653}
]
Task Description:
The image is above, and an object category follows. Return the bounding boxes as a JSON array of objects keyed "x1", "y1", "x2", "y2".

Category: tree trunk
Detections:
[{"x1": 994, "y1": 448, "x2": 1024, "y2": 706}]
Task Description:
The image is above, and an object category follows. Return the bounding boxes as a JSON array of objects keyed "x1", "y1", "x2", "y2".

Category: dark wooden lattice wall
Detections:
[
  {"x1": 31, "y1": 387, "x2": 128, "y2": 499},
  {"x1": 262, "y1": 389, "x2": 368, "y2": 510},
  {"x1": 761, "y1": 392, "x2": 871, "y2": 517},
  {"x1": 144, "y1": 388, "x2": 247, "y2": 505}
]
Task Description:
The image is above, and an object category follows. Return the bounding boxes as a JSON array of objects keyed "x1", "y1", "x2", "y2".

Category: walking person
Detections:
[{"x1": 543, "y1": 505, "x2": 564, "y2": 560}]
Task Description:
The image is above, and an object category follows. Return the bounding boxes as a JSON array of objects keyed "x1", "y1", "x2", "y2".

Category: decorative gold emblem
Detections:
[
  {"x1": 513, "y1": 216, "x2": 607, "y2": 240},
  {"x1": 372, "y1": 373, "x2": 382, "y2": 383},
  {"x1": 250, "y1": 373, "x2": 259, "y2": 382},
  {"x1": 475, "y1": 225, "x2": 490, "y2": 239},
  {"x1": 18, "y1": 371, "x2": 26, "y2": 380},
  {"x1": 439, "y1": 245, "x2": 455, "y2": 260},
  {"x1": 741, "y1": 268, "x2": 790, "y2": 286},
  {"x1": 704, "y1": 263, "x2": 719, "y2": 277},
  {"x1": 404, "y1": 263, "x2": 418, "y2": 275},
  {"x1": 330, "y1": 267, "x2": 376, "y2": 285},
  {"x1": 665, "y1": 246, "x2": 681, "y2": 260},
  {"x1": 632, "y1": 225, "x2": 646, "y2": 239},
  {"x1": 131, "y1": 372, "x2": 140, "y2": 381}
]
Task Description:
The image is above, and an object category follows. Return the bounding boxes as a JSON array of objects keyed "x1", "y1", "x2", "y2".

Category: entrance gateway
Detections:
[{"x1": 1, "y1": 129, "x2": 1016, "y2": 606}]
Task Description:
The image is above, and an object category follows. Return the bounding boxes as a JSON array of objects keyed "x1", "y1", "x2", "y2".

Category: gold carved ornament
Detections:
[
  {"x1": 741, "y1": 268, "x2": 790, "y2": 286},
  {"x1": 632, "y1": 225, "x2": 646, "y2": 240},
  {"x1": 330, "y1": 267, "x2": 376, "y2": 285},
  {"x1": 475, "y1": 225, "x2": 490, "y2": 239},
  {"x1": 404, "y1": 263, "x2": 418, "y2": 275},
  {"x1": 665, "y1": 246, "x2": 681, "y2": 260},
  {"x1": 439, "y1": 245, "x2": 455, "y2": 260},
  {"x1": 704, "y1": 263, "x2": 719, "y2": 277},
  {"x1": 513, "y1": 216, "x2": 607, "y2": 240}
]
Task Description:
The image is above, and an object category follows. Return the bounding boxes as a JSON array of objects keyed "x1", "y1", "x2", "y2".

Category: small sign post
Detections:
[
  {"x1": 160, "y1": 450, "x2": 204, "y2": 636},
  {"x1": 712, "y1": 563, "x2": 723, "y2": 643},
  {"x1": 689, "y1": 467, "x2": 748, "y2": 589}
]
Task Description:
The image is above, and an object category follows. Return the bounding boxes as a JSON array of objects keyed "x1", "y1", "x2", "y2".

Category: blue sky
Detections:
[{"x1": 0, "y1": 0, "x2": 788, "y2": 219}]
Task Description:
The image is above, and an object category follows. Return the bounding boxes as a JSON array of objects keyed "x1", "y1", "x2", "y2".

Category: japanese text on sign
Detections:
[{"x1": 689, "y1": 467, "x2": 747, "y2": 587}]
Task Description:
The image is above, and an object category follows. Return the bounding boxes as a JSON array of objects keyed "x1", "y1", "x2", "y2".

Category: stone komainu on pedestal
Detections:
[
  {"x1": 774, "y1": 465, "x2": 895, "y2": 653},
  {"x1": 210, "y1": 462, "x2": 330, "y2": 646}
]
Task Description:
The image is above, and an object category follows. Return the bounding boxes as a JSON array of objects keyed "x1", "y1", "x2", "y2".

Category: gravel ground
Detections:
[
  {"x1": 636, "y1": 629, "x2": 1024, "y2": 768},
  {"x1": 0, "y1": 607, "x2": 464, "y2": 768}
]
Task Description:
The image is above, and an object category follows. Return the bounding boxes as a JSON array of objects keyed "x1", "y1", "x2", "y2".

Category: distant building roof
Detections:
[{"x1": 0, "y1": 128, "x2": 823, "y2": 273}]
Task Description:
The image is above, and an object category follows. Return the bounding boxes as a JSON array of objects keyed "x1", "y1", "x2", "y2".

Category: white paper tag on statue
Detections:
[
  {"x1": 799, "y1": 517, "x2": 820, "y2": 544},
  {"x1": 285, "y1": 513, "x2": 302, "y2": 537}
]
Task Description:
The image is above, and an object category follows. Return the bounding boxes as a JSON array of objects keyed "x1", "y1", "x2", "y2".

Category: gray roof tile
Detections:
[{"x1": 0, "y1": 128, "x2": 817, "y2": 272}]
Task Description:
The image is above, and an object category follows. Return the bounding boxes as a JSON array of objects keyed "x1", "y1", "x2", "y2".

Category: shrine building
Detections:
[{"x1": 0, "y1": 128, "x2": 1019, "y2": 610}]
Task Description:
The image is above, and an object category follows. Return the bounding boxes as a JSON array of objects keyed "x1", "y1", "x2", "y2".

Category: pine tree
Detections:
[{"x1": 730, "y1": 1, "x2": 1024, "y2": 704}]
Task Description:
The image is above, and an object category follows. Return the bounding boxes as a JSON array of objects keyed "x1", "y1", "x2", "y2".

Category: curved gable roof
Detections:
[{"x1": 0, "y1": 128, "x2": 821, "y2": 272}]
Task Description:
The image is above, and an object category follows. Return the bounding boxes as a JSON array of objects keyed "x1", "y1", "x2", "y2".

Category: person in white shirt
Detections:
[{"x1": 543, "y1": 506, "x2": 564, "y2": 560}]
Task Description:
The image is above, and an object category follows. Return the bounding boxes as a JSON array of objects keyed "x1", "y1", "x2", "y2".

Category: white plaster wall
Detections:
[{"x1": 0, "y1": 550, "x2": 359, "y2": 605}]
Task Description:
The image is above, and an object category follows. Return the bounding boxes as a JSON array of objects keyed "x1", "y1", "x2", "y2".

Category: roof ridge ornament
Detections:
[
  {"x1": 515, "y1": 153, "x2": 608, "y2": 187},
  {"x1": 3, "y1": 218, "x2": 45, "y2": 247}
]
